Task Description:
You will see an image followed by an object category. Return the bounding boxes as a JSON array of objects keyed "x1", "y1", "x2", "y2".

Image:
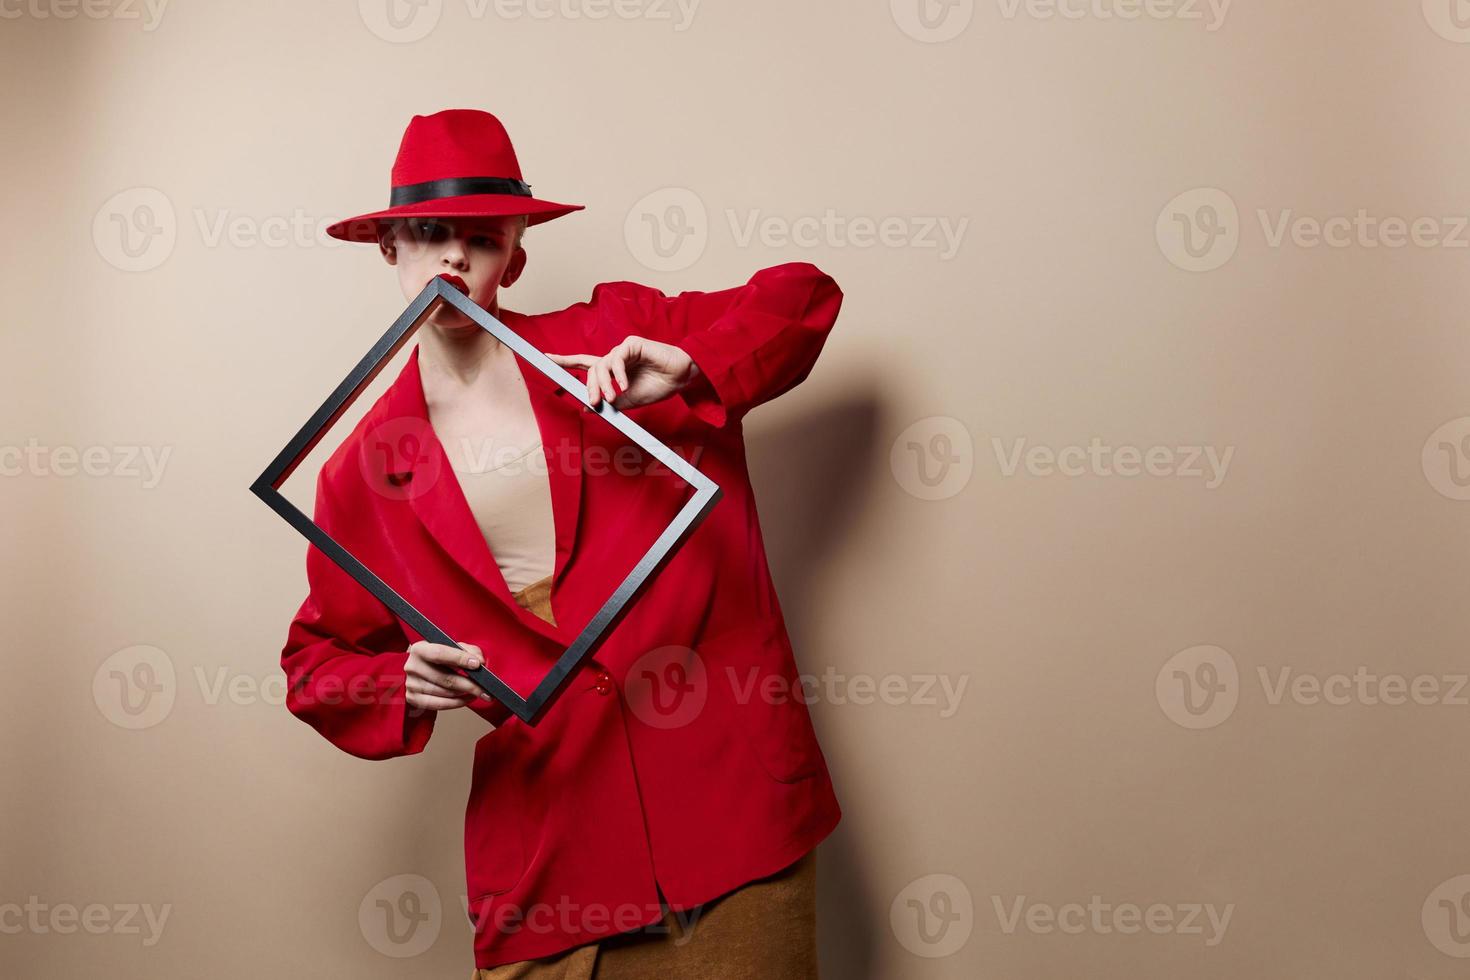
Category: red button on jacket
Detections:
[{"x1": 280, "y1": 262, "x2": 845, "y2": 969}]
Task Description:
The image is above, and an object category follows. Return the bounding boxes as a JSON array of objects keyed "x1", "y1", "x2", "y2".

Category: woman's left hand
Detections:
[{"x1": 547, "y1": 336, "x2": 702, "y2": 411}]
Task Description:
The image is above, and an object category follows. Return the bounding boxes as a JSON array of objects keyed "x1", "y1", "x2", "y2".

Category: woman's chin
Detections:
[{"x1": 427, "y1": 311, "x2": 479, "y2": 335}]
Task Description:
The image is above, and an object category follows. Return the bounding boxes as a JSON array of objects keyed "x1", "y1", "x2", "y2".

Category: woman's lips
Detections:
[{"x1": 436, "y1": 273, "x2": 469, "y2": 296}]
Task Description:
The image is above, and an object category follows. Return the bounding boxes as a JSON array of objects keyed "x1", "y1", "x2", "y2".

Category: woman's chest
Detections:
[{"x1": 430, "y1": 373, "x2": 545, "y2": 474}]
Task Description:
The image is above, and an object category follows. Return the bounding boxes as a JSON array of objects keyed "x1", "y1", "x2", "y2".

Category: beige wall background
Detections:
[{"x1": 5, "y1": 1, "x2": 1470, "y2": 977}]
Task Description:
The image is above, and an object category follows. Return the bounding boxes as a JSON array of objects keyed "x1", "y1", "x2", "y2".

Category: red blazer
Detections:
[{"x1": 280, "y1": 261, "x2": 845, "y2": 968}]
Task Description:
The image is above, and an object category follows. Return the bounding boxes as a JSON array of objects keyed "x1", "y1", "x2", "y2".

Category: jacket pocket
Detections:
[
  {"x1": 464, "y1": 732, "x2": 529, "y2": 899},
  {"x1": 701, "y1": 617, "x2": 824, "y2": 784}
]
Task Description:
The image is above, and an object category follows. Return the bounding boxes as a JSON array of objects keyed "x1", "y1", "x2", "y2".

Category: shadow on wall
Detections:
[{"x1": 746, "y1": 388, "x2": 885, "y2": 980}]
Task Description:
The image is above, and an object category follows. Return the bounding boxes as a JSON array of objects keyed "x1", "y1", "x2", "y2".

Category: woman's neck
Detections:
[{"x1": 418, "y1": 300, "x2": 511, "y2": 388}]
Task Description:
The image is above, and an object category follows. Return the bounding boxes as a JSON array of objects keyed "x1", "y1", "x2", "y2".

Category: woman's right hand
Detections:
[{"x1": 404, "y1": 641, "x2": 486, "y2": 713}]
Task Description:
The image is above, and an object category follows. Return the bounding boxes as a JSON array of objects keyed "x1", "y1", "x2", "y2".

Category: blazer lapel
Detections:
[{"x1": 380, "y1": 340, "x2": 585, "y2": 646}]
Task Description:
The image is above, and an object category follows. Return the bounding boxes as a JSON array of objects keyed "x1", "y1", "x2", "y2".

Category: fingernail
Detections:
[{"x1": 467, "y1": 658, "x2": 481, "y2": 669}]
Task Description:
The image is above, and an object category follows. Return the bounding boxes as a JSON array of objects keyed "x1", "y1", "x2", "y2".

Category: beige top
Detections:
[{"x1": 452, "y1": 439, "x2": 557, "y2": 595}]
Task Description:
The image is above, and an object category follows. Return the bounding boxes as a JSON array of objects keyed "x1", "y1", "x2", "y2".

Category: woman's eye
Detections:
[
  {"x1": 411, "y1": 221, "x2": 449, "y2": 243},
  {"x1": 469, "y1": 236, "x2": 497, "y2": 248}
]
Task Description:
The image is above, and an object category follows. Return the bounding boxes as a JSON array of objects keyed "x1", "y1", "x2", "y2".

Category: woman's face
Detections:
[{"x1": 379, "y1": 215, "x2": 527, "y2": 331}]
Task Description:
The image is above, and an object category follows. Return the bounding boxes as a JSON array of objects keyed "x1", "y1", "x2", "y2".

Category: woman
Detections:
[{"x1": 286, "y1": 109, "x2": 845, "y2": 977}]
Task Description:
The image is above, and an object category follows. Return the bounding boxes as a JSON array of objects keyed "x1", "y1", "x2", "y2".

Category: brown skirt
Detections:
[
  {"x1": 473, "y1": 576, "x2": 821, "y2": 979},
  {"x1": 470, "y1": 848, "x2": 818, "y2": 980}
]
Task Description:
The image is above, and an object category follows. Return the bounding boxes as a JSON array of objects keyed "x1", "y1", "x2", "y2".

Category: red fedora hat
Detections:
[{"x1": 326, "y1": 109, "x2": 584, "y2": 244}]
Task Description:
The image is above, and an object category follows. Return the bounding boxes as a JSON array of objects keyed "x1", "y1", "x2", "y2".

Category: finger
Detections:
[
  {"x1": 435, "y1": 667, "x2": 488, "y2": 696},
  {"x1": 547, "y1": 352, "x2": 596, "y2": 369},
  {"x1": 586, "y1": 362, "x2": 604, "y2": 407},
  {"x1": 413, "y1": 663, "x2": 484, "y2": 698},
  {"x1": 600, "y1": 360, "x2": 618, "y2": 405},
  {"x1": 412, "y1": 642, "x2": 482, "y2": 671},
  {"x1": 601, "y1": 357, "x2": 622, "y2": 404},
  {"x1": 408, "y1": 676, "x2": 476, "y2": 701},
  {"x1": 408, "y1": 669, "x2": 476, "y2": 702},
  {"x1": 609, "y1": 351, "x2": 630, "y2": 396},
  {"x1": 408, "y1": 692, "x2": 473, "y2": 712},
  {"x1": 593, "y1": 359, "x2": 611, "y2": 405},
  {"x1": 409, "y1": 647, "x2": 486, "y2": 695}
]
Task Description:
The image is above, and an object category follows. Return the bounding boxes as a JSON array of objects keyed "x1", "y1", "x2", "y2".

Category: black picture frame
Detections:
[{"x1": 250, "y1": 277, "x2": 723, "y2": 726}]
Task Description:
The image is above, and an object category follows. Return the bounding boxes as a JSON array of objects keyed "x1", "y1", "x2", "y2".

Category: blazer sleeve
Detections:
[
  {"x1": 279, "y1": 467, "x2": 438, "y2": 760},
  {"x1": 585, "y1": 261, "x2": 844, "y2": 429}
]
